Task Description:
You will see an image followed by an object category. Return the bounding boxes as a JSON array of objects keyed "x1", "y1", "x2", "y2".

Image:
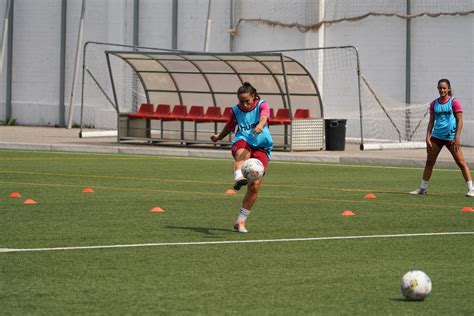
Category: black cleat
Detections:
[{"x1": 233, "y1": 178, "x2": 248, "y2": 191}]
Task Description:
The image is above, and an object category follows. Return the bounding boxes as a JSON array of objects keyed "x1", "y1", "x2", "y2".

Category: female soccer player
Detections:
[
  {"x1": 211, "y1": 82, "x2": 273, "y2": 232},
  {"x1": 410, "y1": 79, "x2": 473, "y2": 197}
]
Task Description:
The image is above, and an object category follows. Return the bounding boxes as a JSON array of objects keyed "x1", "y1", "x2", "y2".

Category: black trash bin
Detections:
[{"x1": 325, "y1": 119, "x2": 347, "y2": 151}]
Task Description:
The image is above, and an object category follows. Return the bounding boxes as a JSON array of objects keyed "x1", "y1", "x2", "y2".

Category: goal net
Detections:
[
  {"x1": 272, "y1": 47, "x2": 430, "y2": 150},
  {"x1": 359, "y1": 75, "x2": 430, "y2": 150},
  {"x1": 230, "y1": 0, "x2": 473, "y2": 149},
  {"x1": 79, "y1": 0, "x2": 472, "y2": 147},
  {"x1": 80, "y1": 42, "x2": 171, "y2": 132},
  {"x1": 82, "y1": 43, "x2": 431, "y2": 148}
]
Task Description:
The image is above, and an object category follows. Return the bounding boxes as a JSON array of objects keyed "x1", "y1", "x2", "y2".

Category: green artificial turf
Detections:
[{"x1": 0, "y1": 149, "x2": 473, "y2": 315}]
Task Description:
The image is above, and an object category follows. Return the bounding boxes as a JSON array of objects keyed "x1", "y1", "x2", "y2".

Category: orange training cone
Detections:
[
  {"x1": 342, "y1": 210, "x2": 355, "y2": 216},
  {"x1": 82, "y1": 188, "x2": 95, "y2": 193},
  {"x1": 9, "y1": 192, "x2": 21, "y2": 198},
  {"x1": 364, "y1": 193, "x2": 377, "y2": 199},
  {"x1": 225, "y1": 189, "x2": 237, "y2": 195},
  {"x1": 461, "y1": 207, "x2": 474, "y2": 213},
  {"x1": 23, "y1": 199, "x2": 37, "y2": 205},
  {"x1": 150, "y1": 207, "x2": 165, "y2": 213}
]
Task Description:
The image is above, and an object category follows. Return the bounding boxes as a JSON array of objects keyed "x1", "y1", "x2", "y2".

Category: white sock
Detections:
[
  {"x1": 237, "y1": 207, "x2": 251, "y2": 222},
  {"x1": 234, "y1": 169, "x2": 243, "y2": 181},
  {"x1": 467, "y1": 180, "x2": 473, "y2": 191},
  {"x1": 420, "y1": 180, "x2": 429, "y2": 190}
]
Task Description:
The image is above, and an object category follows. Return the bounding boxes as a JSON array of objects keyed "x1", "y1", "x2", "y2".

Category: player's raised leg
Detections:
[{"x1": 231, "y1": 140, "x2": 252, "y2": 191}]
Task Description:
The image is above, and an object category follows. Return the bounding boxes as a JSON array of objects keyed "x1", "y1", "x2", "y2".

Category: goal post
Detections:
[
  {"x1": 81, "y1": 42, "x2": 431, "y2": 149},
  {"x1": 79, "y1": 41, "x2": 176, "y2": 137},
  {"x1": 228, "y1": 0, "x2": 472, "y2": 149},
  {"x1": 245, "y1": 46, "x2": 432, "y2": 150},
  {"x1": 358, "y1": 74, "x2": 430, "y2": 150}
]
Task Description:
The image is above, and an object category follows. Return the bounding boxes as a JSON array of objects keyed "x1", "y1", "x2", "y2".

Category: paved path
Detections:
[{"x1": 1, "y1": 126, "x2": 473, "y2": 168}]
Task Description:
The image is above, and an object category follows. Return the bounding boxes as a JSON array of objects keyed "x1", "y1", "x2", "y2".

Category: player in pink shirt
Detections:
[
  {"x1": 211, "y1": 82, "x2": 273, "y2": 232},
  {"x1": 410, "y1": 79, "x2": 473, "y2": 197}
]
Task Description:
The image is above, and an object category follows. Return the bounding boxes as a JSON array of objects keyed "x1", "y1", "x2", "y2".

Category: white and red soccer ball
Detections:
[{"x1": 241, "y1": 158, "x2": 264, "y2": 182}]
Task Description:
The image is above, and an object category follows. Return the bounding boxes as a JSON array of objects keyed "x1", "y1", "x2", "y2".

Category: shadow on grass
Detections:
[
  {"x1": 164, "y1": 225, "x2": 234, "y2": 237},
  {"x1": 389, "y1": 298, "x2": 426, "y2": 303}
]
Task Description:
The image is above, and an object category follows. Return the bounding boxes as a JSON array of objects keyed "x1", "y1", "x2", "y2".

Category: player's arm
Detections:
[
  {"x1": 453, "y1": 111, "x2": 463, "y2": 151},
  {"x1": 253, "y1": 101, "x2": 270, "y2": 135},
  {"x1": 211, "y1": 125, "x2": 232, "y2": 142},
  {"x1": 452, "y1": 98, "x2": 463, "y2": 151},
  {"x1": 253, "y1": 115, "x2": 268, "y2": 135},
  {"x1": 425, "y1": 112, "x2": 434, "y2": 149},
  {"x1": 211, "y1": 110, "x2": 236, "y2": 142}
]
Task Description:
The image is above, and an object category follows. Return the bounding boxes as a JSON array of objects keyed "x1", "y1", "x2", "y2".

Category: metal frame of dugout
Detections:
[{"x1": 106, "y1": 49, "x2": 325, "y2": 151}]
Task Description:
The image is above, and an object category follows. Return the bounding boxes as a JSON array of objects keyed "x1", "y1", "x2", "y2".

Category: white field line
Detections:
[{"x1": 1, "y1": 231, "x2": 473, "y2": 254}]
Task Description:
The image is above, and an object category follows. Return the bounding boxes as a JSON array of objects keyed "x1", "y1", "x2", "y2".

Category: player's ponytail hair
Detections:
[
  {"x1": 238, "y1": 82, "x2": 260, "y2": 100},
  {"x1": 438, "y1": 78, "x2": 452, "y2": 96}
]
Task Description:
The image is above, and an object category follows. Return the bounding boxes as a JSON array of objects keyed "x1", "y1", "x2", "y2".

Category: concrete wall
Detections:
[
  {"x1": 410, "y1": 13, "x2": 474, "y2": 145},
  {"x1": 6, "y1": 0, "x2": 62, "y2": 126},
  {"x1": 0, "y1": 0, "x2": 472, "y2": 145}
]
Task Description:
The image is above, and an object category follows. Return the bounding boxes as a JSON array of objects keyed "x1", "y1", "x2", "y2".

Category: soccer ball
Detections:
[
  {"x1": 241, "y1": 158, "x2": 264, "y2": 182},
  {"x1": 400, "y1": 270, "x2": 432, "y2": 300}
]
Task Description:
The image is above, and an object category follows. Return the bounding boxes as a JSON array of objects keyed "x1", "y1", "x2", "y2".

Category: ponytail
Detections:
[{"x1": 237, "y1": 82, "x2": 260, "y2": 99}]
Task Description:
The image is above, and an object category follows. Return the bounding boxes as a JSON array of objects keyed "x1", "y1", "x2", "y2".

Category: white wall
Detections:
[
  {"x1": 0, "y1": 0, "x2": 472, "y2": 145},
  {"x1": 139, "y1": 0, "x2": 173, "y2": 48},
  {"x1": 10, "y1": 0, "x2": 62, "y2": 126},
  {"x1": 410, "y1": 14, "x2": 473, "y2": 145},
  {"x1": 177, "y1": 0, "x2": 229, "y2": 52}
]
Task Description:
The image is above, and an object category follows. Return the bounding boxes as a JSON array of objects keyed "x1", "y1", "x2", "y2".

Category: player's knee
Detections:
[
  {"x1": 248, "y1": 181, "x2": 261, "y2": 194},
  {"x1": 235, "y1": 150, "x2": 251, "y2": 161}
]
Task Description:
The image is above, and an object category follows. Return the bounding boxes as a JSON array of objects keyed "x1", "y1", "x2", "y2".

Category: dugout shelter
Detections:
[{"x1": 106, "y1": 50, "x2": 325, "y2": 150}]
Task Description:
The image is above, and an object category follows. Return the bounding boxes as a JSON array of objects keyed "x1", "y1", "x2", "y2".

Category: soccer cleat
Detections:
[
  {"x1": 409, "y1": 188, "x2": 427, "y2": 195},
  {"x1": 233, "y1": 177, "x2": 248, "y2": 191},
  {"x1": 466, "y1": 189, "x2": 474, "y2": 197},
  {"x1": 233, "y1": 221, "x2": 248, "y2": 233}
]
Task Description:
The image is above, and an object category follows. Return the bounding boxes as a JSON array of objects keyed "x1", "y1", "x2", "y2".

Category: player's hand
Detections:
[
  {"x1": 426, "y1": 138, "x2": 432, "y2": 154},
  {"x1": 210, "y1": 134, "x2": 220, "y2": 142},
  {"x1": 453, "y1": 138, "x2": 460, "y2": 152},
  {"x1": 253, "y1": 125, "x2": 263, "y2": 135}
]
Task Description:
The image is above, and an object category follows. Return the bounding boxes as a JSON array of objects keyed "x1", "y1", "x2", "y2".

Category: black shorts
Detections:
[{"x1": 430, "y1": 137, "x2": 454, "y2": 148}]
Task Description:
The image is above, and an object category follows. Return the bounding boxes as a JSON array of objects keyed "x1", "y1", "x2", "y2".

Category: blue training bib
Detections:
[
  {"x1": 232, "y1": 99, "x2": 273, "y2": 157},
  {"x1": 431, "y1": 97, "x2": 457, "y2": 141}
]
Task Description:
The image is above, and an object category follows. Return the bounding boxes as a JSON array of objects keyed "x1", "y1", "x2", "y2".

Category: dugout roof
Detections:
[{"x1": 106, "y1": 51, "x2": 323, "y2": 118}]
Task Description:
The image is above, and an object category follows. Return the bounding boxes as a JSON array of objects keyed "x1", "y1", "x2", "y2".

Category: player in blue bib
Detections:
[
  {"x1": 211, "y1": 82, "x2": 274, "y2": 232},
  {"x1": 231, "y1": 98, "x2": 273, "y2": 158},
  {"x1": 431, "y1": 96, "x2": 457, "y2": 141},
  {"x1": 410, "y1": 79, "x2": 473, "y2": 197}
]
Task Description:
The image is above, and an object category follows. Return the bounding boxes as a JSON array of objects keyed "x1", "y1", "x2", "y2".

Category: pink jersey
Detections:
[
  {"x1": 429, "y1": 96, "x2": 462, "y2": 114},
  {"x1": 225, "y1": 99, "x2": 270, "y2": 131}
]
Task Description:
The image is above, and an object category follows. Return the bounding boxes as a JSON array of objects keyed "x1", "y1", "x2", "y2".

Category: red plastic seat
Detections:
[
  {"x1": 216, "y1": 106, "x2": 233, "y2": 123},
  {"x1": 148, "y1": 104, "x2": 171, "y2": 119},
  {"x1": 294, "y1": 108, "x2": 311, "y2": 119},
  {"x1": 183, "y1": 105, "x2": 205, "y2": 121},
  {"x1": 163, "y1": 105, "x2": 188, "y2": 120},
  {"x1": 269, "y1": 108, "x2": 291, "y2": 125},
  {"x1": 196, "y1": 106, "x2": 222, "y2": 122},
  {"x1": 268, "y1": 108, "x2": 275, "y2": 123},
  {"x1": 128, "y1": 103, "x2": 154, "y2": 118}
]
